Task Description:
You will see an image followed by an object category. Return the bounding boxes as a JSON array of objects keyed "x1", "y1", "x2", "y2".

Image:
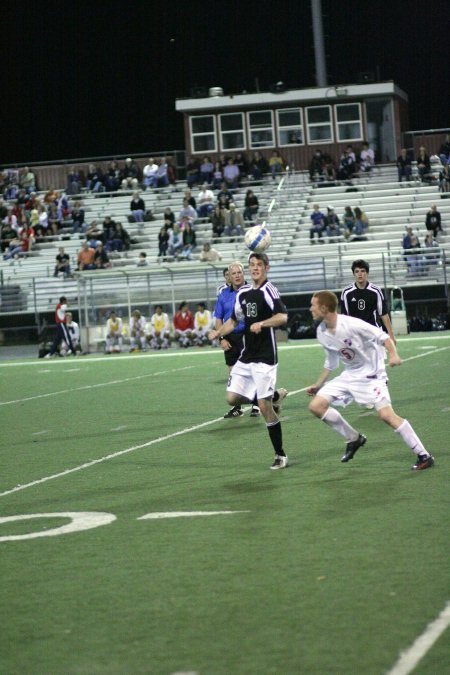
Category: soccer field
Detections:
[{"x1": 0, "y1": 334, "x2": 449, "y2": 675}]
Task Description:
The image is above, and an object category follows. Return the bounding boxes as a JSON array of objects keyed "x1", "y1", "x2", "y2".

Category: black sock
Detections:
[
  {"x1": 252, "y1": 395, "x2": 258, "y2": 406},
  {"x1": 267, "y1": 421, "x2": 284, "y2": 456},
  {"x1": 272, "y1": 390, "x2": 280, "y2": 403}
]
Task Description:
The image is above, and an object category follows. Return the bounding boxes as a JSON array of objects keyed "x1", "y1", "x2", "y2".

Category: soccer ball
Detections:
[{"x1": 244, "y1": 225, "x2": 271, "y2": 252}]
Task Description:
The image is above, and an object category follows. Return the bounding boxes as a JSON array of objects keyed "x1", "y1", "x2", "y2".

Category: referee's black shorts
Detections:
[{"x1": 223, "y1": 331, "x2": 244, "y2": 367}]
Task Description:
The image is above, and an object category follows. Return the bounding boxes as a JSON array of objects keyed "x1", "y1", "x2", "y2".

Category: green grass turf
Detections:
[{"x1": 0, "y1": 334, "x2": 449, "y2": 674}]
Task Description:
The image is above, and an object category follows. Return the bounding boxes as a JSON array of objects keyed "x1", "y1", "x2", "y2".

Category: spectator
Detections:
[
  {"x1": 310, "y1": 204, "x2": 326, "y2": 244},
  {"x1": 130, "y1": 192, "x2": 146, "y2": 223},
  {"x1": 102, "y1": 215, "x2": 116, "y2": 244},
  {"x1": 325, "y1": 206, "x2": 341, "y2": 242},
  {"x1": 158, "y1": 225, "x2": 169, "y2": 258},
  {"x1": 163, "y1": 207, "x2": 175, "y2": 226},
  {"x1": 212, "y1": 161, "x2": 223, "y2": 189},
  {"x1": 351, "y1": 207, "x2": 369, "y2": 240},
  {"x1": 57, "y1": 192, "x2": 70, "y2": 221},
  {"x1": 217, "y1": 182, "x2": 233, "y2": 209},
  {"x1": 43, "y1": 186, "x2": 59, "y2": 206},
  {"x1": 20, "y1": 167, "x2": 36, "y2": 194},
  {"x1": 235, "y1": 152, "x2": 248, "y2": 180},
  {"x1": 185, "y1": 157, "x2": 200, "y2": 188},
  {"x1": 71, "y1": 201, "x2": 86, "y2": 234},
  {"x1": 37, "y1": 204, "x2": 50, "y2": 236},
  {"x1": 129, "y1": 309, "x2": 147, "y2": 352},
  {"x1": 142, "y1": 157, "x2": 158, "y2": 189},
  {"x1": 77, "y1": 241, "x2": 96, "y2": 270},
  {"x1": 184, "y1": 188, "x2": 196, "y2": 210},
  {"x1": 168, "y1": 223, "x2": 183, "y2": 258},
  {"x1": 2, "y1": 207, "x2": 18, "y2": 234},
  {"x1": 137, "y1": 251, "x2": 148, "y2": 266},
  {"x1": 47, "y1": 205, "x2": 61, "y2": 236},
  {"x1": 224, "y1": 203, "x2": 244, "y2": 238},
  {"x1": 54, "y1": 247, "x2": 71, "y2": 278},
  {"x1": 86, "y1": 220, "x2": 103, "y2": 247},
  {"x1": 197, "y1": 183, "x2": 215, "y2": 218},
  {"x1": 397, "y1": 148, "x2": 412, "y2": 182},
  {"x1": 199, "y1": 242, "x2": 222, "y2": 262},
  {"x1": 193, "y1": 302, "x2": 212, "y2": 346},
  {"x1": 105, "y1": 311, "x2": 124, "y2": 353},
  {"x1": 423, "y1": 232, "x2": 440, "y2": 268},
  {"x1": 0, "y1": 219, "x2": 16, "y2": 252},
  {"x1": 121, "y1": 158, "x2": 140, "y2": 190},
  {"x1": 210, "y1": 205, "x2": 225, "y2": 240},
  {"x1": 416, "y1": 146, "x2": 431, "y2": 182},
  {"x1": 178, "y1": 198, "x2": 197, "y2": 224},
  {"x1": 323, "y1": 154, "x2": 337, "y2": 182},
  {"x1": 94, "y1": 242, "x2": 111, "y2": 269},
  {"x1": 109, "y1": 221, "x2": 131, "y2": 252},
  {"x1": 86, "y1": 164, "x2": 104, "y2": 192},
  {"x1": 173, "y1": 301, "x2": 194, "y2": 347},
  {"x1": 402, "y1": 227, "x2": 422, "y2": 275},
  {"x1": 269, "y1": 150, "x2": 284, "y2": 179},
  {"x1": 223, "y1": 158, "x2": 240, "y2": 188},
  {"x1": 62, "y1": 312, "x2": 81, "y2": 355},
  {"x1": 3, "y1": 235, "x2": 26, "y2": 261},
  {"x1": 249, "y1": 151, "x2": 269, "y2": 180},
  {"x1": 342, "y1": 206, "x2": 355, "y2": 239},
  {"x1": 337, "y1": 150, "x2": 356, "y2": 181},
  {"x1": 439, "y1": 161, "x2": 450, "y2": 193},
  {"x1": 199, "y1": 156, "x2": 214, "y2": 184},
  {"x1": 156, "y1": 157, "x2": 169, "y2": 188},
  {"x1": 181, "y1": 221, "x2": 197, "y2": 259},
  {"x1": 105, "y1": 161, "x2": 122, "y2": 192},
  {"x1": 438, "y1": 134, "x2": 450, "y2": 164},
  {"x1": 359, "y1": 142, "x2": 375, "y2": 172},
  {"x1": 309, "y1": 150, "x2": 325, "y2": 182},
  {"x1": 425, "y1": 204, "x2": 442, "y2": 239},
  {"x1": 67, "y1": 167, "x2": 82, "y2": 195},
  {"x1": 149, "y1": 305, "x2": 170, "y2": 349},
  {"x1": 243, "y1": 189, "x2": 259, "y2": 221}
]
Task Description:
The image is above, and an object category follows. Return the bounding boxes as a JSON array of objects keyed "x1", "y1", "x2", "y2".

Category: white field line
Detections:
[
  {"x1": 386, "y1": 600, "x2": 450, "y2": 675},
  {"x1": 0, "y1": 366, "x2": 194, "y2": 406},
  {"x1": 0, "y1": 345, "x2": 446, "y2": 500},
  {"x1": 0, "y1": 334, "x2": 449, "y2": 368}
]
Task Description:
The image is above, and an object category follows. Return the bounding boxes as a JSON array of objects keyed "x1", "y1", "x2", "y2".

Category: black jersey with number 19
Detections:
[{"x1": 232, "y1": 280, "x2": 287, "y2": 365}]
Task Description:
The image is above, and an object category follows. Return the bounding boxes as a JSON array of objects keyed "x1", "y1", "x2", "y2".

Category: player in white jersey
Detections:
[
  {"x1": 306, "y1": 290, "x2": 434, "y2": 470},
  {"x1": 149, "y1": 305, "x2": 170, "y2": 349},
  {"x1": 61, "y1": 312, "x2": 81, "y2": 355},
  {"x1": 129, "y1": 309, "x2": 147, "y2": 351},
  {"x1": 105, "y1": 311, "x2": 123, "y2": 353},
  {"x1": 193, "y1": 302, "x2": 212, "y2": 346}
]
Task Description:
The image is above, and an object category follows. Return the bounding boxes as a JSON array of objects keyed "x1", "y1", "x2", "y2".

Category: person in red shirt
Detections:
[
  {"x1": 173, "y1": 301, "x2": 194, "y2": 347},
  {"x1": 45, "y1": 296, "x2": 75, "y2": 357}
]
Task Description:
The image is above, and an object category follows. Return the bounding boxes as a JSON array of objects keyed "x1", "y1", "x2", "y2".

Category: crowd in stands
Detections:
[
  {"x1": 185, "y1": 150, "x2": 285, "y2": 190},
  {"x1": 309, "y1": 143, "x2": 375, "y2": 184},
  {"x1": 67, "y1": 157, "x2": 176, "y2": 195},
  {"x1": 309, "y1": 204, "x2": 369, "y2": 244}
]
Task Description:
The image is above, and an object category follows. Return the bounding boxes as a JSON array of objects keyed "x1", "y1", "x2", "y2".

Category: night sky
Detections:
[{"x1": 4, "y1": 0, "x2": 449, "y2": 165}]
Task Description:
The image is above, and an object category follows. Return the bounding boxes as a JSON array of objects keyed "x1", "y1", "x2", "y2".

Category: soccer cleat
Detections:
[
  {"x1": 223, "y1": 406, "x2": 244, "y2": 418},
  {"x1": 270, "y1": 454, "x2": 289, "y2": 470},
  {"x1": 273, "y1": 387, "x2": 288, "y2": 415},
  {"x1": 250, "y1": 406, "x2": 261, "y2": 417},
  {"x1": 341, "y1": 434, "x2": 367, "y2": 462},
  {"x1": 411, "y1": 454, "x2": 434, "y2": 471}
]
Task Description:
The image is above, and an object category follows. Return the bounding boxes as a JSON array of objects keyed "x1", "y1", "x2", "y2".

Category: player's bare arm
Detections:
[
  {"x1": 214, "y1": 318, "x2": 231, "y2": 350},
  {"x1": 381, "y1": 313, "x2": 396, "y2": 344},
  {"x1": 250, "y1": 312, "x2": 288, "y2": 334},
  {"x1": 306, "y1": 368, "x2": 332, "y2": 396},
  {"x1": 384, "y1": 338, "x2": 402, "y2": 366},
  {"x1": 208, "y1": 317, "x2": 238, "y2": 341}
]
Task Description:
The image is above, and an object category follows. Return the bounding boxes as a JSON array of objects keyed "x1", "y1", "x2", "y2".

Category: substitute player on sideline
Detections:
[
  {"x1": 45, "y1": 296, "x2": 74, "y2": 357},
  {"x1": 306, "y1": 290, "x2": 434, "y2": 470},
  {"x1": 209, "y1": 252, "x2": 288, "y2": 470}
]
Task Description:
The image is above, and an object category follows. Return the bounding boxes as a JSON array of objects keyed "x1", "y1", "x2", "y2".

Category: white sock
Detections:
[
  {"x1": 395, "y1": 419, "x2": 428, "y2": 456},
  {"x1": 321, "y1": 407, "x2": 359, "y2": 442}
]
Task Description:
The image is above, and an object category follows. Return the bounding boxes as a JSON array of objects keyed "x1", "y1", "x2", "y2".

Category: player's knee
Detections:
[
  {"x1": 308, "y1": 397, "x2": 326, "y2": 417},
  {"x1": 227, "y1": 392, "x2": 238, "y2": 406}
]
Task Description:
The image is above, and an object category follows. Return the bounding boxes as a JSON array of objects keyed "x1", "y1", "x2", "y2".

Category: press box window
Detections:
[
  {"x1": 277, "y1": 108, "x2": 304, "y2": 146},
  {"x1": 306, "y1": 106, "x2": 333, "y2": 144},
  {"x1": 335, "y1": 103, "x2": 363, "y2": 142},
  {"x1": 219, "y1": 113, "x2": 245, "y2": 151},
  {"x1": 190, "y1": 115, "x2": 217, "y2": 153},
  {"x1": 248, "y1": 110, "x2": 274, "y2": 148}
]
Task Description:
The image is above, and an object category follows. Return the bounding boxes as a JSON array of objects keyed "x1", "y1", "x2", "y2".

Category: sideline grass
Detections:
[{"x1": 0, "y1": 335, "x2": 449, "y2": 674}]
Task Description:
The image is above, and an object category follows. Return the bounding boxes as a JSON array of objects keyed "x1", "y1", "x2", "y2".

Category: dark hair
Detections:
[
  {"x1": 351, "y1": 259, "x2": 369, "y2": 273},
  {"x1": 154, "y1": 304, "x2": 162, "y2": 311},
  {"x1": 59, "y1": 296, "x2": 67, "y2": 303},
  {"x1": 197, "y1": 302, "x2": 206, "y2": 309},
  {"x1": 178, "y1": 301, "x2": 188, "y2": 310},
  {"x1": 249, "y1": 251, "x2": 269, "y2": 266}
]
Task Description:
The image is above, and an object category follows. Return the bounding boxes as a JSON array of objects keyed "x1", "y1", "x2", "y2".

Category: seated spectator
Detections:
[
  {"x1": 322, "y1": 154, "x2": 337, "y2": 182},
  {"x1": 149, "y1": 305, "x2": 170, "y2": 350},
  {"x1": 94, "y1": 242, "x2": 111, "y2": 269},
  {"x1": 397, "y1": 148, "x2": 412, "y2": 182},
  {"x1": 337, "y1": 150, "x2": 356, "y2": 181},
  {"x1": 181, "y1": 221, "x2": 197, "y2": 259},
  {"x1": 0, "y1": 219, "x2": 16, "y2": 252},
  {"x1": 86, "y1": 164, "x2": 104, "y2": 192},
  {"x1": 224, "y1": 203, "x2": 244, "y2": 238},
  {"x1": 342, "y1": 206, "x2": 355, "y2": 239},
  {"x1": 423, "y1": 231, "x2": 440, "y2": 267},
  {"x1": 217, "y1": 182, "x2": 233, "y2": 209},
  {"x1": 199, "y1": 242, "x2": 222, "y2": 262},
  {"x1": 105, "y1": 161, "x2": 122, "y2": 192},
  {"x1": 71, "y1": 201, "x2": 86, "y2": 234},
  {"x1": 223, "y1": 158, "x2": 240, "y2": 188},
  {"x1": 137, "y1": 251, "x2": 148, "y2": 266},
  {"x1": 168, "y1": 223, "x2": 183, "y2": 258},
  {"x1": 85, "y1": 220, "x2": 103, "y2": 247},
  {"x1": 107, "y1": 221, "x2": 131, "y2": 252},
  {"x1": 350, "y1": 207, "x2": 369, "y2": 240},
  {"x1": 325, "y1": 206, "x2": 341, "y2": 242},
  {"x1": 309, "y1": 204, "x2": 326, "y2": 244},
  {"x1": 57, "y1": 192, "x2": 70, "y2": 221},
  {"x1": 212, "y1": 161, "x2": 223, "y2": 189},
  {"x1": 199, "y1": 156, "x2": 214, "y2": 184},
  {"x1": 439, "y1": 161, "x2": 450, "y2": 193},
  {"x1": 158, "y1": 225, "x2": 169, "y2": 258},
  {"x1": 210, "y1": 205, "x2": 225, "y2": 240},
  {"x1": 142, "y1": 157, "x2": 158, "y2": 189},
  {"x1": 416, "y1": 146, "x2": 431, "y2": 182},
  {"x1": 3, "y1": 207, "x2": 19, "y2": 236},
  {"x1": 130, "y1": 192, "x2": 146, "y2": 222},
  {"x1": 156, "y1": 157, "x2": 169, "y2": 188},
  {"x1": 67, "y1": 167, "x2": 82, "y2": 195},
  {"x1": 243, "y1": 189, "x2": 259, "y2": 221},
  {"x1": 167, "y1": 157, "x2": 177, "y2": 185},
  {"x1": 105, "y1": 311, "x2": 124, "y2": 353},
  {"x1": 269, "y1": 150, "x2": 284, "y2": 179},
  {"x1": 54, "y1": 247, "x2": 71, "y2": 278},
  {"x1": 185, "y1": 157, "x2": 200, "y2": 189},
  {"x1": 249, "y1": 151, "x2": 269, "y2": 180},
  {"x1": 77, "y1": 241, "x2": 96, "y2": 270},
  {"x1": 193, "y1": 302, "x2": 212, "y2": 346},
  {"x1": 47, "y1": 205, "x2": 61, "y2": 235},
  {"x1": 235, "y1": 152, "x2": 248, "y2": 180},
  {"x1": 163, "y1": 207, "x2": 175, "y2": 226},
  {"x1": 121, "y1": 158, "x2": 140, "y2": 190},
  {"x1": 37, "y1": 204, "x2": 50, "y2": 236},
  {"x1": 178, "y1": 198, "x2": 197, "y2": 224},
  {"x1": 425, "y1": 204, "x2": 442, "y2": 238},
  {"x1": 43, "y1": 186, "x2": 59, "y2": 206},
  {"x1": 184, "y1": 188, "x2": 196, "y2": 209},
  {"x1": 197, "y1": 183, "x2": 215, "y2": 218},
  {"x1": 402, "y1": 227, "x2": 423, "y2": 275},
  {"x1": 309, "y1": 150, "x2": 325, "y2": 182},
  {"x1": 359, "y1": 142, "x2": 375, "y2": 172},
  {"x1": 129, "y1": 309, "x2": 148, "y2": 352},
  {"x1": 173, "y1": 301, "x2": 194, "y2": 348},
  {"x1": 20, "y1": 167, "x2": 36, "y2": 194},
  {"x1": 3, "y1": 234, "x2": 26, "y2": 261},
  {"x1": 438, "y1": 134, "x2": 450, "y2": 165}
]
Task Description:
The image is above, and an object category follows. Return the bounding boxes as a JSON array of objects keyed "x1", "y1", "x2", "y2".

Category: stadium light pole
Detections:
[{"x1": 311, "y1": 0, "x2": 328, "y2": 87}]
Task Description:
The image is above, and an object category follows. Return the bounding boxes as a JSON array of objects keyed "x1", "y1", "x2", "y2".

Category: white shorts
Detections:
[
  {"x1": 227, "y1": 360, "x2": 277, "y2": 401},
  {"x1": 319, "y1": 370, "x2": 391, "y2": 409}
]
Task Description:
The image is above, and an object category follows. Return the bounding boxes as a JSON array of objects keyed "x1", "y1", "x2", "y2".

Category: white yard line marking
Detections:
[
  {"x1": 0, "y1": 366, "x2": 193, "y2": 406},
  {"x1": 31, "y1": 430, "x2": 48, "y2": 436},
  {"x1": 138, "y1": 511, "x2": 249, "y2": 520},
  {"x1": 0, "y1": 344, "x2": 447, "y2": 499},
  {"x1": 111, "y1": 425, "x2": 128, "y2": 432},
  {"x1": 386, "y1": 601, "x2": 450, "y2": 675}
]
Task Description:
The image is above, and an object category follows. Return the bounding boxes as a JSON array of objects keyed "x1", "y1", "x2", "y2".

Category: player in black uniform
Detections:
[
  {"x1": 209, "y1": 252, "x2": 289, "y2": 469},
  {"x1": 340, "y1": 259, "x2": 396, "y2": 343}
]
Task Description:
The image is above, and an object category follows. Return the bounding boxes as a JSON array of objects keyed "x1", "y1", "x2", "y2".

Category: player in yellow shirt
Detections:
[
  {"x1": 149, "y1": 305, "x2": 170, "y2": 349},
  {"x1": 105, "y1": 311, "x2": 123, "y2": 353},
  {"x1": 193, "y1": 302, "x2": 212, "y2": 346}
]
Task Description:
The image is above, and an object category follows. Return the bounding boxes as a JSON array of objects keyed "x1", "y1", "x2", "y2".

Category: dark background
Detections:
[{"x1": 3, "y1": 0, "x2": 448, "y2": 165}]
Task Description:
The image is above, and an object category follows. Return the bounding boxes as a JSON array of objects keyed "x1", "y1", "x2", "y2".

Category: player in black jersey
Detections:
[{"x1": 209, "y1": 252, "x2": 289, "y2": 469}]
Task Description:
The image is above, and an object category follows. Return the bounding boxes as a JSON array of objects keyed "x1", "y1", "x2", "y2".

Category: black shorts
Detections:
[{"x1": 224, "y1": 331, "x2": 244, "y2": 367}]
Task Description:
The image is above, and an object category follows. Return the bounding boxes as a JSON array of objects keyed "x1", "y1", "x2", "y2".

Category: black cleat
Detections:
[
  {"x1": 224, "y1": 406, "x2": 244, "y2": 418},
  {"x1": 411, "y1": 454, "x2": 434, "y2": 471},
  {"x1": 341, "y1": 434, "x2": 367, "y2": 462}
]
